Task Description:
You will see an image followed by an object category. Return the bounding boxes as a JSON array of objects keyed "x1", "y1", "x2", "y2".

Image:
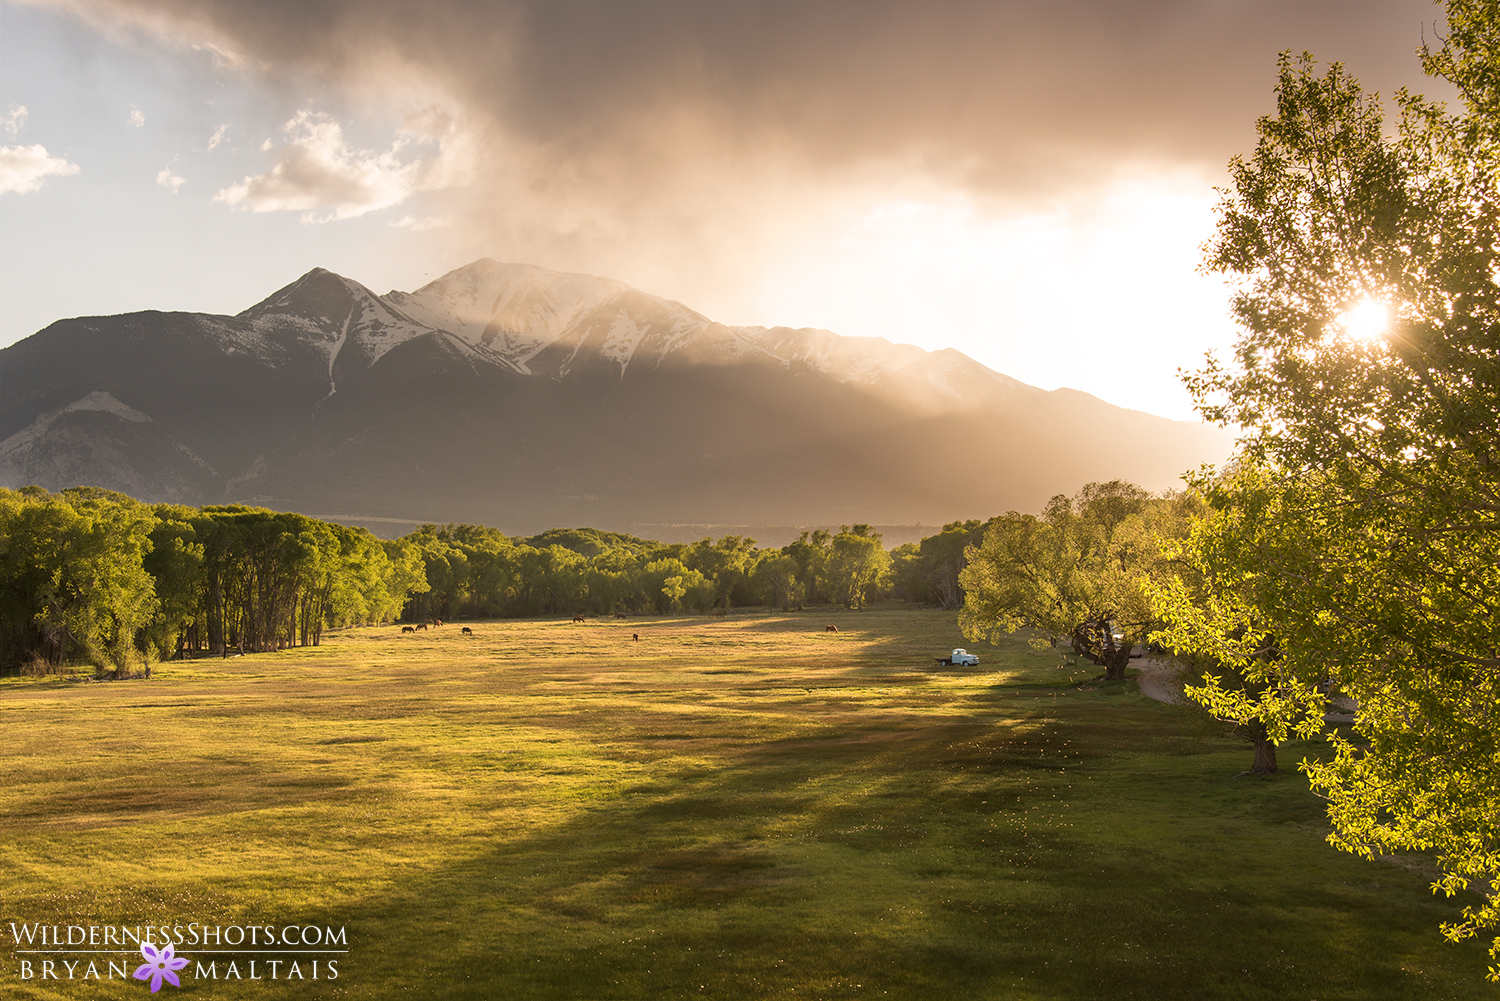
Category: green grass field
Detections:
[{"x1": 1, "y1": 607, "x2": 1489, "y2": 999}]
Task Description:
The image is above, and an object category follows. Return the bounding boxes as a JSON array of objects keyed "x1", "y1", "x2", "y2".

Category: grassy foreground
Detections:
[{"x1": 0, "y1": 607, "x2": 1488, "y2": 1000}]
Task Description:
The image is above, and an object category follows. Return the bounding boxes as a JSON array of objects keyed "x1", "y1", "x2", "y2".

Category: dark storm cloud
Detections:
[
  {"x1": 52, "y1": 0, "x2": 1448, "y2": 194},
  {"x1": 30, "y1": 0, "x2": 1451, "y2": 313}
]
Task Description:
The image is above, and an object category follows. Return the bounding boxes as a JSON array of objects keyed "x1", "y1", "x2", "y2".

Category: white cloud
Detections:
[
  {"x1": 0, "y1": 144, "x2": 81, "y2": 195},
  {"x1": 156, "y1": 158, "x2": 185, "y2": 193},
  {"x1": 214, "y1": 109, "x2": 463, "y2": 224},
  {"x1": 388, "y1": 214, "x2": 452, "y2": 231},
  {"x1": 128, "y1": 106, "x2": 145, "y2": 128},
  {"x1": 2, "y1": 106, "x2": 27, "y2": 138},
  {"x1": 216, "y1": 111, "x2": 419, "y2": 222},
  {"x1": 189, "y1": 40, "x2": 242, "y2": 70},
  {"x1": 204, "y1": 124, "x2": 228, "y2": 152}
]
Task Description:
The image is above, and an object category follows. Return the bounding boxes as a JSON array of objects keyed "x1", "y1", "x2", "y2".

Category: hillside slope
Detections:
[{"x1": 0, "y1": 260, "x2": 1230, "y2": 534}]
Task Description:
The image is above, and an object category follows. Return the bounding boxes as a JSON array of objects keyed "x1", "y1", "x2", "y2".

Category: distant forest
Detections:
[{"x1": 0, "y1": 486, "x2": 993, "y2": 673}]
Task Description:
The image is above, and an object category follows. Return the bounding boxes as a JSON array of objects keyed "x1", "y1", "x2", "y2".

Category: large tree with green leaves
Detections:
[
  {"x1": 1156, "y1": 4, "x2": 1500, "y2": 975},
  {"x1": 959, "y1": 481, "x2": 1195, "y2": 680},
  {"x1": 823, "y1": 525, "x2": 892, "y2": 610},
  {"x1": 0, "y1": 487, "x2": 159, "y2": 671},
  {"x1": 892, "y1": 519, "x2": 988, "y2": 609}
]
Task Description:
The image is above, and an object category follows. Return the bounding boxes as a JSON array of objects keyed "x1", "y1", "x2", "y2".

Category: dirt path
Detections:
[
  {"x1": 1134, "y1": 655, "x2": 1359, "y2": 723},
  {"x1": 1134, "y1": 655, "x2": 1182, "y2": 704}
]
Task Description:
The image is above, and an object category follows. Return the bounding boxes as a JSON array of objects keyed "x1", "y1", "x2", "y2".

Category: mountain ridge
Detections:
[{"x1": 0, "y1": 259, "x2": 1230, "y2": 535}]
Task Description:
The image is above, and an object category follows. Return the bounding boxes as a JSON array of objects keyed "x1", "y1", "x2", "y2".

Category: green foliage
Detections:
[
  {"x1": 959, "y1": 481, "x2": 1197, "y2": 680},
  {"x1": 390, "y1": 521, "x2": 1000, "y2": 620},
  {"x1": 893, "y1": 519, "x2": 989, "y2": 608},
  {"x1": 0, "y1": 488, "x2": 160, "y2": 671},
  {"x1": 823, "y1": 525, "x2": 892, "y2": 609},
  {"x1": 752, "y1": 552, "x2": 802, "y2": 611},
  {"x1": 781, "y1": 529, "x2": 831, "y2": 607},
  {"x1": 1, "y1": 492, "x2": 956, "y2": 668},
  {"x1": 519, "y1": 526, "x2": 658, "y2": 559},
  {"x1": 684, "y1": 535, "x2": 758, "y2": 609},
  {"x1": 140, "y1": 507, "x2": 203, "y2": 660},
  {"x1": 0, "y1": 490, "x2": 429, "y2": 670},
  {"x1": 1161, "y1": 15, "x2": 1500, "y2": 976}
]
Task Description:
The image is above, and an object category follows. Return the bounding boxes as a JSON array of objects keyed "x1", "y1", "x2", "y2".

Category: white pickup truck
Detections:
[{"x1": 935, "y1": 648, "x2": 980, "y2": 667}]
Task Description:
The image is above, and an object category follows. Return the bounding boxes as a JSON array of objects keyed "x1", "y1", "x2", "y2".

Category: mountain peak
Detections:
[
  {"x1": 1, "y1": 258, "x2": 1231, "y2": 529},
  {"x1": 239, "y1": 267, "x2": 370, "y2": 322}
]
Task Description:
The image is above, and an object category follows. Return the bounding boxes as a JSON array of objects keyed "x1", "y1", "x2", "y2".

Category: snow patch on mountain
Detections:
[
  {"x1": 241, "y1": 269, "x2": 433, "y2": 385},
  {"x1": 386, "y1": 260, "x2": 716, "y2": 376},
  {"x1": 192, "y1": 316, "x2": 281, "y2": 364},
  {"x1": 599, "y1": 313, "x2": 644, "y2": 365},
  {"x1": 65, "y1": 391, "x2": 153, "y2": 422},
  {"x1": 385, "y1": 260, "x2": 629, "y2": 362},
  {"x1": 0, "y1": 391, "x2": 153, "y2": 462},
  {"x1": 226, "y1": 258, "x2": 1041, "y2": 411},
  {"x1": 371, "y1": 259, "x2": 1044, "y2": 411}
]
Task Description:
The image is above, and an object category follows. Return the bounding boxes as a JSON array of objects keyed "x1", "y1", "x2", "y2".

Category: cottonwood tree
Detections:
[
  {"x1": 960, "y1": 481, "x2": 1194, "y2": 681},
  {"x1": 686, "y1": 535, "x2": 758, "y2": 610},
  {"x1": 781, "y1": 529, "x2": 832, "y2": 607},
  {"x1": 0, "y1": 490, "x2": 419, "y2": 670},
  {"x1": 4, "y1": 488, "x2": 159, "y2": 671},
  {"x1": 754, "y1": 553, "x2": 803, "y2": 611},
  {"x1": 893, "y1": 520, "x2": 988, "y2": 608},
  {"x1": 1155, "y1": 10, "x2": 1500, "y2": 974},
  {"x1": 824, "y1": 525, "x2": 891, "y2": 609}
]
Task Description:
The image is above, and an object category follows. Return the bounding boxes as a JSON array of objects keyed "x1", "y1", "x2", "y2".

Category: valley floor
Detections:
[{"x1": 0, "y1": 607, "x2": 1486, "y2": 999}]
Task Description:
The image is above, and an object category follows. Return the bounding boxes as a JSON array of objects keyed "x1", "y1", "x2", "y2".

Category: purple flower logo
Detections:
[{"x1": 133, "y1": 941, "x2": 188, "y2": 993}]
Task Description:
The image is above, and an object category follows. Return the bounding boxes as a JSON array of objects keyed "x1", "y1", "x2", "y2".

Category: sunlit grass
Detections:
[{"x1": 0, "y1": 607, "x2": 1486, "y2": 999}]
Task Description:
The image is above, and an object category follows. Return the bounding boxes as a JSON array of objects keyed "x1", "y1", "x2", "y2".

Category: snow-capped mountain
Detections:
[
  {"x1": 377, "y1": 259, "x2": 1037, "y2": 412},
  {"x1": 0, "y1": 260, "x2": 1230, "y2": 535}
]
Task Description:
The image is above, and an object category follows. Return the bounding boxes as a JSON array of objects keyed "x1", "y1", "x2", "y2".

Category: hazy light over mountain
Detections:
[
  {"x1": 0, "y1": 260, "x2": 1232, "y2": 535},
  {"x1": 0, "y1": 0, "x2": 1452, "y2": 420}
]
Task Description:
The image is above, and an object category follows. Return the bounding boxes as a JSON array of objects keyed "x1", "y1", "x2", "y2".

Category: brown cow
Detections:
[{"x1": 825, "y1": 624, "x2": 838, "y2": 633}]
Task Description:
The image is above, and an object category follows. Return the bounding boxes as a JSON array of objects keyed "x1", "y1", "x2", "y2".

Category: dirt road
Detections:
[{"x1": 1134, "y1": 655, "x2": 1182, "y2": 704}]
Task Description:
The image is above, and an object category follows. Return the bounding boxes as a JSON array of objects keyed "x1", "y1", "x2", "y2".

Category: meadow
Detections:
[{"x1": 0, "y1": 607, "x2": 1488, "y2": 1000}]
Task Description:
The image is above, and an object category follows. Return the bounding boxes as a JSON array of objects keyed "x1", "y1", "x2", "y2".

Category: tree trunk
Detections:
[
  {"x1": 1250, "y1": 735, "x2": 1278, "y2": 774},
  {"x1": 1245, "y1": 720, "x2": 1278, "y2": 774},
  {"x1": 1103, "y1": 645, "x2": 1131, "y2": 681}
]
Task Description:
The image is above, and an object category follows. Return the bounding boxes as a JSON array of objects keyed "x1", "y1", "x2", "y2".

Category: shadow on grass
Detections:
[
  {"x1": 326, "y1": 690, "x2": 1489, "y2": 1001},
  {"x1": 5, "y1": 612, "x2": 1488, "y2": 1001}
]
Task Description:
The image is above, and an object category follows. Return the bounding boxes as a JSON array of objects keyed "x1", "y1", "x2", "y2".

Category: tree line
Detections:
[
  {"x1": 0, "y1": 486, "x2": 427, "y2": 673},
  {"x1": 2, "y1": 486, "x2": 1009, "y2": 673},
  {"x1": 399, "y1": 516, "x2": 1017, "y2": 623},
  {"x1": 395, "y1": 522, "x2": 901, "y2": 621}
]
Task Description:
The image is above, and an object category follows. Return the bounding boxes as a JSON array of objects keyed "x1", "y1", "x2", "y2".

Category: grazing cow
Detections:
[
  {"x1": 573, "y1": 615, "x2": 586, "y2": 623},
  {"x1": 825, "y1": 624, "x2": 838, "y2": 633},
  {"x1": 401, "y1": 625, "x2": 415, "y2": 634},
  {"x1": 632, "y1": 633, "x2": 639, "y2": 642},
  {"x1": 461, "y1": 626, "x2": 473, "y2": 636}
]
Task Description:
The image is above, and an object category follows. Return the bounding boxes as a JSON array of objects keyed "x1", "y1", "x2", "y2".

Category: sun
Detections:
[{"x1": 1336, "y1": 298, "x2": 1390, "y2": 342}]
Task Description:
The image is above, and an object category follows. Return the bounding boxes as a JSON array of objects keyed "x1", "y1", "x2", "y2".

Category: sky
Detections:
[{"x1": 0, "y1": 0, "x2": 1455, "y2": 421}]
